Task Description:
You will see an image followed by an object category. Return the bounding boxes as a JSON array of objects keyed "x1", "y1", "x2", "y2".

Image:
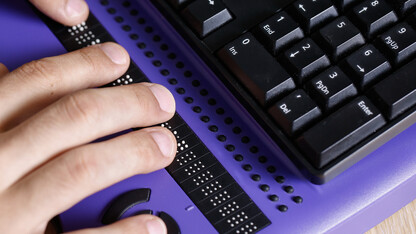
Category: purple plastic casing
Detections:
[{"x1": 1, "y1": 0, "x2": 415, "y2": 233}]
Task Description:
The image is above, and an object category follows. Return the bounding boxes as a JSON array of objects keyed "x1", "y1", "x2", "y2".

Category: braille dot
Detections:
[
  {"x1": 224, "y1": 117, "x2": 233, "y2": 125},
  {"x1": 176, "y1": 88, "x2": 185, "y2": 94},
  {"x1": 137, "y1": 42, "x2": 146, "y2": 49},
  {"x1": 250, "y1": 146, "x2": 259, "y2": 153},
  {"x1": 275, "y1": 176, "x2": 285, "y2": 184},
  {"x1": 217, "y1": 135, "x2": 226, "y2": 142},
  {"x1": 269, "y1": 195, "x2": 279, "y2": 202},
  {"x1": 260, "y1": 184, "x2": 270, "y2": 192},
  {"x1": 284, "y1": 186, "x2": 294, "y2": 194},
  {"x1": 234, "y1": 154, "x2": 243, "y2": 161},
  {"x1": 160, "y1": 69, "x2": 170, "y2": 76},
  {"x1": 168, "y1": 78, "x2": 178, "y2": 85},
  {"x1": 121, "y1": 25, "x2": 131, "y2": 32},
  {"x1": 193, "y1": 106, "x2": 202, "y2": 113},
  {"x1": 293, "y1": 196, "x2": 303, "y2": 204},
  {"x1": 209, "y1": 125, "x2": 218, "y2": 132},
  {"x1": 200, "y1": 89, "x2": 208, "y2": 96},
  {"x1": 201, "y1": 116, "x2": 210, "y2": 123},
  {"x1": 138, "y1": 18, "x2": 146, "y2": 24},
  {"x1": 153, "y1": 35, "x2": 161, "y2": 42},
  {"x1": 184, "y1": 71, "x2": 193, "y2": 77},
  {"x1": 129, "y1": 34, "x2": 139, "y2": 40},
  {"x1": 208, "y1": 98, "x2": 217, "y2": 105},
  {"x1": 192, "y1": 80, "x2": 201, "y2": 87},
  {"x1": 251, "y1": 174, "x2": 260, "y2": 181},
  {"x1": 130, "y1": 9, "x2": 138, "y2": 16},
  {"x1": 145, "y1": 27, "x2": 153, "y2": 33},
  {"x1": 233, "y1": 127, "x2": 242, "y2": 134},
  {"x1": 114, "y1": 16, "x2": 124, "y2": 23},
  {"x1": 243, "y1": 165, "x2": 253, "y2": 171},
  {"x1": 145, "y1": 51, "x2": 154, "y2": 58},
  {"x1": 152, "y1": 60, "x2": 162, "y2": 67},
  {"x1": 267, "y1": 166, "x2": 276, "y2": 173},
  {"x1": 176, "y1": 62, "x2": 184, "y2": 68},
  {"x1": 226, "y1": 145, "x2": 235, "y2": 152},
  {"x1": 160, "y1": 44, "x2": 169, "y2": 51},
  {"x1": 216, "y1": 108, "x2": 225, "y2": 115},
  {"x1": 107, "y1": 8, "x2": 116, "y2": 14},
  {"x1": 278, "y1": 205, "x2": 288, "y2": 212},
  {"x1": 185, "y1": 97, "x2": 194, "y2": 104},
  {"x1": 258, "y1": 156, "x2": 267, "y2": 163},
  {"x1": 122, "y1": 1, "x2": 131, "y2": 7},
  {"x1": 168, "y1": 53, "x2": 177, "y2": 59},
  {"x1": 100, "y1": 0, "x2": 109, "y2": 6}
]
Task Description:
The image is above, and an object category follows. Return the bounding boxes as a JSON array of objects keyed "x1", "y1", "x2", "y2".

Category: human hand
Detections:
[{"x1": 0, "y1": 1, "x2": 177, "y2": 233}]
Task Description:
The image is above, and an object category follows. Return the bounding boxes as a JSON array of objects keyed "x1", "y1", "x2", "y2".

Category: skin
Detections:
[{"x1": 0, "y1": 0, "x2": 176, "y2": 233}]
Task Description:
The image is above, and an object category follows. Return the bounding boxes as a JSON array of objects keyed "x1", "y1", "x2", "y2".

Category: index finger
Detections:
[{"x1": 29, "y1": 0, "x2": 89, "y2": 26}]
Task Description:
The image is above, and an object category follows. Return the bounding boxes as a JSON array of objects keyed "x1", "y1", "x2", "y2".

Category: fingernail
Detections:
[
  {"x1": 150, "y1": 130, "x2": 175, "y2": 158},
  {"x1": 146, "y1": 218, "x2": 166, "y2": 234},
  {"x1": 99, "y1": 43, "x2": 128, "y2": 65},
  {"x1": 65, "y1": 0, "x2": 87, "y2": 18},
  {"x1": 148, "y1": 85, "x2": 175, "y2": 113}
]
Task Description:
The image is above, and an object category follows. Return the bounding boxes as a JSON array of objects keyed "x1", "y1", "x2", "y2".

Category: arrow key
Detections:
[
  {"x1": 340, "y1": 44, "x2": 391, "y2": 90},
  {"x1": 279, "y1": 38, "x2": 331, "y2": 84},
  {"x1": 182, "y1": 0, "x2": 233, "y2": 37},
  {"x1": 289, "y1": 0, "x2": 338, "y2": 33},
  {"x1": 349, "y1": 0, "x2": 398, "y2": 39}
]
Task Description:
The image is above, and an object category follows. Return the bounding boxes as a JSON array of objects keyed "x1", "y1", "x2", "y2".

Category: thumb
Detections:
[
  {"x1": 66, "y1": 215, "x2": 167, "y2": 234},
  {"x1": 29, "y1": 0, "x2": 89, "y2": 26}
]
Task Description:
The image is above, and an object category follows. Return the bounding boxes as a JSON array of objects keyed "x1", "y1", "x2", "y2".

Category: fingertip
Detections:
[
  {"x1": 65, "y1": 0, "x2": 89, "y2": 23},
  {"x1": 147, "y1": 127, "x2": 177, "y2": 160},
  {"x1": 29, "y1": 0, "x2": 89, "y2": 26},
  {"x1": 145, "y1": 216, "x2": 167, "y2": 234},
  {"x1": 98, "y1": 43, "x2": 130, "y2": 66},
  {"x1": 146, "y1": 84, "x2": 176, "y2": 115}
]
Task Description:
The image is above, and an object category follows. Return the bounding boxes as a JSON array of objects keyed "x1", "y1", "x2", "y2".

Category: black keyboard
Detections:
[{"x1": 151, "y1": 0, "x2": 416, "y2": 184}]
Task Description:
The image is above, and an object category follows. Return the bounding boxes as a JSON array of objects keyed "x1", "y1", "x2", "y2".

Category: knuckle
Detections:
[
  {"x1": 63, "y1": 150, "x2": 98, "y2": 186},
  {"x1": 77, "y1": 48, "x2": 99, "y2": 74},
  {"x1": 17, "y1": 58, "x2": 60, "y2": 85},
  {"x1": 131, "y1": 85, "x2": 157, "y2": 112},
  {"x1": 129, "y1": 131, "x2": 165, "y2": 173},
  {"x1": 61, "y1": 92, "x2": 99, "y2": 126}
]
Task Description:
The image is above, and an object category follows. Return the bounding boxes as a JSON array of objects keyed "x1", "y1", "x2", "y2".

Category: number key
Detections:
[
  {"x1": 341, "y1": 45, "x2": 391, "y2": 89},
  {"x1": 350, "y1": 0, "x2": 398, "y2": 39},
  {"x1": 280, "y1": 38, "x2": 331, "y2": 84},
  {"x1": 375, "y1": 23, "x2": 416, "y2": 65},
  {"x1": 290, "y1": 0, "x2": 338, "y2": 33},
  {"x1": 305, "y1": 66, "x2": 357, "y2": 111},
  {"x1": 314, "y1": 16, "x2": 365, "y2": 62},
  {"x1": 253, "y1": 11, "x2": 304, "y2": 55}
]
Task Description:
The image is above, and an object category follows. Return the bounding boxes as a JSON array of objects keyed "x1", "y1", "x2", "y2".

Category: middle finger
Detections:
[{"x1": 0, "y1": 83, "x2": 175, "y2": 189}]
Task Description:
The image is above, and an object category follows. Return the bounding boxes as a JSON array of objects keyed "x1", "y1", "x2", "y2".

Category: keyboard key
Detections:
[
  {"x1": 167, "y1": 0, "x2": 192, "y2": 9},
  {"x1": 341, "y1": 44, "x2": 391, "y2": 89},
  {"x1": 389, "y1": 0, "x2": 416, "y2": 16},
  {"x1": 269, "y1": 90, "x2": 321, "y2": 136},
  {"x1": 333, "y1": 0, "x2": 362, "y2": 12},
  {"x1": 181, "y1": 0, "x2": 233, "y2": 37},
  {"x1": 253, "y1": 11, "x2": 304, "y2": 55},
  {"x1": 375, "y1": 23, "x2": 416, "y2": 65},
  {"x1": 280, "y1": 38, "x2": 331, "y2": 84},
  {"x1": 305, "y1": 66, "x2": 358, "y2": 111},
  {"x1": 368, "y1": 58, "x2": 416, "y2": 120},
  {"x1": 350, "y1": 0, "x2": 398, "y2": 39},
  {"x1": 297, "y1": 97, "x2": 386, "y2": 168},
  {"x1": 218, "y1": 33, "x2": 295, "y2": 106},
  {"x1": 290, "y1": 0, "x2": 338, "y2": 33},
  {"x1": 314, "y1": 16, "x2": 365, "y2": 61}
]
